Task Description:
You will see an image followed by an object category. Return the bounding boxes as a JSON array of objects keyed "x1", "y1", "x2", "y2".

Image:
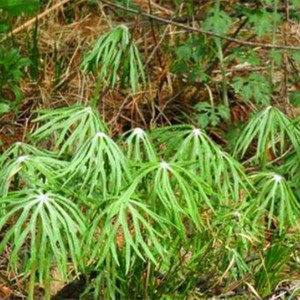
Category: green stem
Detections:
[
  {"x1": 270, "y1": 0, "x2": 278, "y2": 84},
  {"x1": 28, "y1": 265, "x2": 37, "y2": 300},
  {"x1": 44, "y1": 256, "x2": 52, "y2": 300},
  {"x1": 216, "y1": 39, "x2": 229, "y2": 107},
  {"x1": 214, "y1": 0, "x2": 229, "y2": 107},
  {"x1": 262, "y1": 147, "x2": 268, "y2": 171},
  {"x1": 91, "y1": 75, "x2": 103, "y2": 109}
]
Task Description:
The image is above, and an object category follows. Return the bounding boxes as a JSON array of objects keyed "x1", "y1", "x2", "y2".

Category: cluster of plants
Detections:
[
  {"x1": 1, "y1": 0, "x2": 300, "y2": 299},
  {"x1": 0, "y1": 102, "x2": 300, "y2": 299}
]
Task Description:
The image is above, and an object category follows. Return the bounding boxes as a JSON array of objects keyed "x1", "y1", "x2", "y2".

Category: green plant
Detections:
[
  {"x1": 0, "y1": 102, "x2": 10, "y2": 116},
  {"x1": 60, "y1": 131, "x2": 130, "y2": 196},
  {"x1": 205, "y1": 200, "x2": 260, "y2": 279},
  {"x1": 0, "y1": 189, "x2": 86, "y2": 300},
  {"x1": 0, "y1": 0, "x2": 39, "y2": 15},
  {"x1": 254, "y1": 242, "x2": 294, "y2": 296},
  {"x1": 82, "y1": 25, "x2": 145, "y2": 106},
  {"x1": 172, "y1": 37, "x2": 208, "y2": 83},
  {"x1": 246, "y1": 7, "x2": 279, "y2": 38},
  {"x1": 85, "y1": 195, "x2": 170, "y2": 273},
  {"x1": 248, "y1": 172, "x2": 300, "y2": 234},
  {"x1": 233, "y1": 106, "x2": 300, "y2": 166},
  {"x1": 0, "y1": 142, "x2": 65, "y2": 195},
  {"x1": 125, "y1": 160, "x2": 212, "y2": 231},
  {"x1": 0, "y1": 46, "x2": 30, "y2": 112},
  {"x1": 155, "y1": 126, "x2": 253, "y2": 203},
  {"x1": 0, "y1": 0, "x2": 39, "y2": 115},
  {"x1": 2, "y1": 1, "x2": 300, "y2": 298},
  {"x1": 232, "y1": 73, "x2": 271, "y2": 105},
  {"x1": 281, "y1": 151, "x2": 300, "y2": 181},
  {"x1": 203, "y1": 5, "x2": 232, "y2": 36},
  {"x1": 290, "y1": 91, "x2": 300, "y2": 107},
  {"x1": 194, "y1": 101, "x2": 230, "y2": 128},
  {"x1": 122, "y1": 127, "x2": 157, "y2": 163},
  {"x1": 31, "y1": 105, "x2": 107, "y2": 155},
  {"x1": 0, "y1": 152, "x2": 66, "y2": 196},
  {"x1": 1, "y1": 104, "x2": 300, "y2": 299}
]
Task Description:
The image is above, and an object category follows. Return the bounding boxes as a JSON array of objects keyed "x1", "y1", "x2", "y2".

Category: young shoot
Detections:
[{"x1": 122, "y1": 127, "x2": 157, "y2": 164}]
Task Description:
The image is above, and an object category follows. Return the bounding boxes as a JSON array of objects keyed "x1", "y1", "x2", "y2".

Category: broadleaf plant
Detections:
[{"x1": 232, "y1": 73, "x2": 271, "y2": 105}]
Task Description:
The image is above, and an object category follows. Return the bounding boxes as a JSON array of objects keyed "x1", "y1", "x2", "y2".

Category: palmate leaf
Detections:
[
  {"x1": 203, "y1": 8, "x2": 232, "y2": 35},
  {"x1": 0, "y1": 143, "x2": 65, "y2": 196},
  {"x1": 195, "y1": 102, "x2": 230, "y2": 128},
  {"x1": 162, "y1": 126, "x2": 253, "y2": 203},
  {"x1": 279, "y1": 151, "x2": 300, "y2": 182},
  {"x1": 248, "y1": 172, "x2": 300, "y2": 234},
  {"x1": 0, "y1": 155, "x2": 66, "y2": 196},
  {"x1": 124, "y1": 160, "x2": 213, "y2": 232},
  {"x1": 60, "y1": 132, "x2": 130, "y2": 196},
  {"x1": 150, "y1": 124, "x2": 195, "y2": 158},
  {"x1": 246, "y1": 8, "x2": 276, "y2": 37},
  {"x1": 0, "y1": 142, "x2": 53, "y2": 166},
  {"x1": 85, "y1": 195, "x2": 170, "y2": 273},
  {"x1": 31, "y1": 105, "x2": 107, "y2": 155},
  {"x1": 82, "y1": 25, "x2": 129, "y2": 74},
  {"x1": 122, "y1": 127, "x2": 157, "y2": 164},
  {"x1": 0, "y1": 189, "x2": 86, "y2": 294},
  {"x1": 232, "y1": 73, "x2": 271, "y2": 105},
  {"x1": 82, "y1": 25, "x2": 145, "y2": 93},
  {"x1": 233, "y1": 106, "x2": 300, "y2": 165},
  {"x1": 280, "y1": 152, "x2": 300, "y2": 199}
]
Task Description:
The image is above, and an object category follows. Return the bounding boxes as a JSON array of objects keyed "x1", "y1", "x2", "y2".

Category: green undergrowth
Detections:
[
  {"x1": 0, "y1": 104, "x2": 300, "y2": 299},
  {"x1": 1, "y1": 0, "x2": 300, "y2": 299}
]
